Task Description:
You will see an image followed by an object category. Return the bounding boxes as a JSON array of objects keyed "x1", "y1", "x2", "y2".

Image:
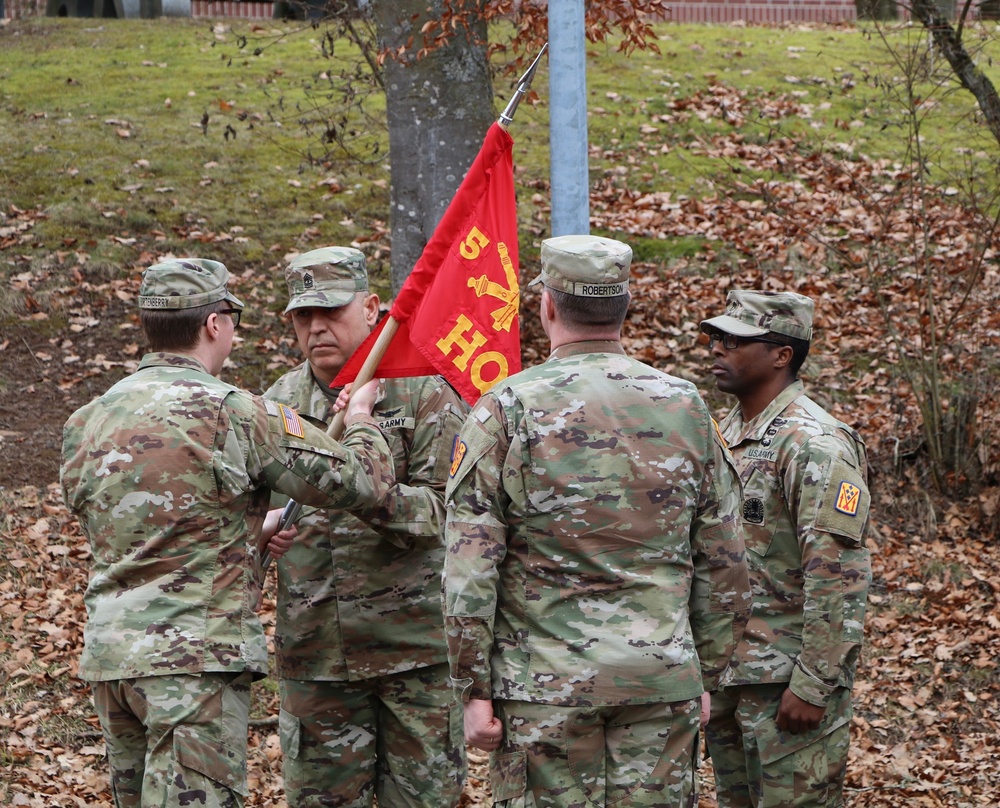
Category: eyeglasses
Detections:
[
  {"x1": 708, "y1": 332, "x2": 785, "y2": 351},
  {"x1": 219, "y1": 308, "x2": 242, "y2": 328}
]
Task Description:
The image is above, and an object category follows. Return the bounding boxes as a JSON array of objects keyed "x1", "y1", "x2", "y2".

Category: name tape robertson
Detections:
[{"x1": 568, "y1": 281, "x2": 629, "y2": 298}]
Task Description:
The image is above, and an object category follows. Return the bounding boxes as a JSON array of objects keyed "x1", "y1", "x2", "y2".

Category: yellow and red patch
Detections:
[
  {"x1": 450, "y1": 437, "x2": 467, "y2": 478},
  {"x1": 834, "y1": 480, "x2": 861, "y2": 516}
]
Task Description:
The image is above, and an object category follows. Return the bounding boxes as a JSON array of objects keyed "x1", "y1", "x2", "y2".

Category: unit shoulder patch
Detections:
[
  {"x1": 834, "y1": 480, "x2": 861, "y2": 516},
  {"x1": 450, "y1": 437, "x2": 468, "y2": 478}
]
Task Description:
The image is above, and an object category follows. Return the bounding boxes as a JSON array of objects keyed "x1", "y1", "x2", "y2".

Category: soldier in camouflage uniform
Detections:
[
  {"x1": 443, "y1": 234, "x2": 751, "y2": 808},
  {"x1": 263, "y1": 247, "x2": 468, "y2": 807},
  {"x1": 700, "y1": 291, "x2": 872, "y2": 807},
  {"x1": 60, "y1": 259, "x2": 396, "y2": 808}
]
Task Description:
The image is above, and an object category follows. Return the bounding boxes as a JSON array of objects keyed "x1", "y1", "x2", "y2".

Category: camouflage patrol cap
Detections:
[
  {"x1": 529, "y1": 235, "x2": 632, "y2": 297},
  {"x1": 700, "y1": 290, "x2": 814, "y2": 342},
  {"x1": 283, "y1": 247, "x2": 369, "y2": 314},
  {"x1": 138, "y1": 258, "x2": 245, "y2": 311}
]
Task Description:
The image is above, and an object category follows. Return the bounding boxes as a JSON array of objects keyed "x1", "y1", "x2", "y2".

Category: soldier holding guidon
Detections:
[
  {"x1": 443, "y1": 235, "x2": 751, "y2": 807},
  {"x1": 263, "y1": 247, "x2": 469, "y2": 807},
  {"x1": 701, "y1": 290, "x2": 872, "y2": 807},
  {"x1": 60, "y1": 259, "x2": 395, "y2": 807}
]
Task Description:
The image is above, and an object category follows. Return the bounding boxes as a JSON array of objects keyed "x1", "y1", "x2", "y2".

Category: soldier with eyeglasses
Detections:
[{"x1": 701, "y1": 290, "x2": 872, "y2": 808}]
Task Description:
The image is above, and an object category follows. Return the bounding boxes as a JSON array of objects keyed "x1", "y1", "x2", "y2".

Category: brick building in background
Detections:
[
  {"x1": 185, "y1": 0, "x2": 861, "y2": 22},
  {"x1": 5, "y1": 0, "x2": 864, "y2": 22},
  {"x1": 667, "y1": 0, "x2": 857, "y2": 22}
]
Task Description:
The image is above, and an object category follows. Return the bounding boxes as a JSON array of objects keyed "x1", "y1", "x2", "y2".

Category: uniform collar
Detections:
[
  {"x1": 303, "y1": 362, "x2": 340, "y2": 403},
  {"x1": 138, "y1": 352, "x2": 212, "y2": 374},
  {"x1": 722, "y1": 379, "x2": 805, "y2": 446},
  {"x1": 548, "y1": 340, "x2": 626, "y2": 361}
]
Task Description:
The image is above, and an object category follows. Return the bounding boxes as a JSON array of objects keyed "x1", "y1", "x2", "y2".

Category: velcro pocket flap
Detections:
[
  {"x1": 490, "y1": 749, "x2": 528, "y2": 803},
  {"x1": 754, "y1": 711, "x2": 851, "y2": 766},
  {"x1": 174, "y1": 724, "x2": 248, "y2": 796}
]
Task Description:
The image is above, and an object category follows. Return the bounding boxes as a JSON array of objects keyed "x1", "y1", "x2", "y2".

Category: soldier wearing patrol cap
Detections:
[
  {"x1": 60, "y1": 258, "x2": 396, "y2": 808},
  {"x1": 701, "y1": 290, "x2": 872, "y2": 808},
  {"x1": 262, "y1": 247, "x2": 469, "y2": 808},
  {"x1": 443, "y1": 235, "x2": 751, "y2": 807}
]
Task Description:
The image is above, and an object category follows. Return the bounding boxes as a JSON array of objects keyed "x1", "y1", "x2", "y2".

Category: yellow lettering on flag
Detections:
[
  {"x1": 469, "y1": 351, "x2": 508, "y2": 393},
  {"x1": 437, "y1": 315, "x2": 488, "y2": 370},
  {"x1": 437, "y1": 315, "x2": 510, "y2": 394},
  {"x1": 835, "y1": 481, "x2": 861, "y2": 516},
  {"x1": 459, "y1": 226, "x2": 490, "y2": 260}
]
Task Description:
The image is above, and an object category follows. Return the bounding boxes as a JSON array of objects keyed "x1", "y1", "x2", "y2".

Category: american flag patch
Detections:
[{"x1": 279, "y1": 404, "x2": 305, "y2": 438}]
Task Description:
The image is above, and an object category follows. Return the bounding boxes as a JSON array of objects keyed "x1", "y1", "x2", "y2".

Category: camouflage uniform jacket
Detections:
[
  {"x1": 444, "y1": 341, "x2": 751, "y2": 708},
  {"x1": 718, "y1": 379, "x2": 872, "y2": 706},
  {"x1": 61, "y1": 352, "x2": 394, "y2": 683},
  {"x1": 264, "y1": 362, "x2": 468, "y2": 681}
]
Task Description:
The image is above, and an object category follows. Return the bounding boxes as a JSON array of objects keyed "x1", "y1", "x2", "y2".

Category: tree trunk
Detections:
[
  {"x1": 855, "y1": 0, "x2": 898, "y2": 20},
  {"x1": 372, "y1": 0, "x2": 495, "y2": 294},
  {"x1": 911, "y1": 0, "x2": 1000, "y2": 148}
]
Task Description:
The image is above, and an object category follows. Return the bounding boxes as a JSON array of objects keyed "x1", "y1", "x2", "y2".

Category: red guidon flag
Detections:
[{"x1": 334, "y1": 122, "x2": 521, "y2": 404}]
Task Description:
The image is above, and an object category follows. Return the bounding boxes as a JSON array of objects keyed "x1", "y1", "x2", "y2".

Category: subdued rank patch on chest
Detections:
[
  {"x1": 743, "y1": 497, "x2": 765, "y2": 524},
  {"x1": 279, "y1": 404, "x2": 305, "y2": 438},
  {"x1": 835, "y1": 480, "x2": 861, "y2": 516},
  {"x1": 450, "y1": 437, "x2": 467, "y2": 478}
]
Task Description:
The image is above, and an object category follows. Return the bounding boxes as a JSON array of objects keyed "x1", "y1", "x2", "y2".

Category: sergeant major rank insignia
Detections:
[
  {"x1": 835, "y1": 480, "x2": 861, "y2": 516},
  {"x1": 743, "y1": 497, "x2": 765, "y2": 524}
]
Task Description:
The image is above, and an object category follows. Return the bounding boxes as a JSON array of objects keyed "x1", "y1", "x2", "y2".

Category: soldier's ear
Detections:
[
  {"x1": 772, "y1": 344, "x2": 794, "y2": 370},
  {"x1": 541, "y1": 287, "x2": 556, "y2": 321},
  {"x1": 362, "y1": 292, "x2": 380, "y2": 327},
  {"x1": 203, "y1": 311, "x2": 221, "y2": 337}
]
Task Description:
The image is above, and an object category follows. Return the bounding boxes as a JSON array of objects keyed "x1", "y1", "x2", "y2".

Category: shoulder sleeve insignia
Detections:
[
  {"x1": 449, "y1": 436, "x2": 468, "y2": 478},
  {"x1": 834, "y1": 480, "x2": 861, "y2": 516},
  {"x1": 279, "y1": 404, "x2": 306, "y2": 439}
]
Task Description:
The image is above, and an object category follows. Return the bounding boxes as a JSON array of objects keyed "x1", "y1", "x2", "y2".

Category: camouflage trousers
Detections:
[
  {"x1": 278, "y1": 662, "x2": 466, "y2": 807},
  {"x1": 705, "y1": 683, "x2": 852, "y2": 807},
  {"x1": 489, "y1": 698, "x2": 701, "y2": 808},
  {"x1": 90, "y1": 671, "x2": 253, "y2": 808}
]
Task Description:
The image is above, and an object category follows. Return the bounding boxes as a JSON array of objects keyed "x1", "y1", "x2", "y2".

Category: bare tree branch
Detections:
[{"x1": 908, "y1": 0, "x2": 1000, "y2": 147}]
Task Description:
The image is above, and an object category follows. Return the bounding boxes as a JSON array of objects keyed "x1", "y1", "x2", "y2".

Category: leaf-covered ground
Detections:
[{"x1": 3, "y1": 18, "x2": 1000, "y2": 808}]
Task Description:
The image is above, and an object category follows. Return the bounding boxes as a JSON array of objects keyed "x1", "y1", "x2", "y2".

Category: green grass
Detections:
[
  {"x1": 2, "y1": 16, "x2": 1000, "y2": 392},
  {"x1": 583, "y1": 23, "x2": 1000, "y2": 195},
  {"x1": 3, "y1": 18, "x2": 999, "y2": 260},
  {"x1": 0, "y1": 18, "x2": 392, "y2": 286}
]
